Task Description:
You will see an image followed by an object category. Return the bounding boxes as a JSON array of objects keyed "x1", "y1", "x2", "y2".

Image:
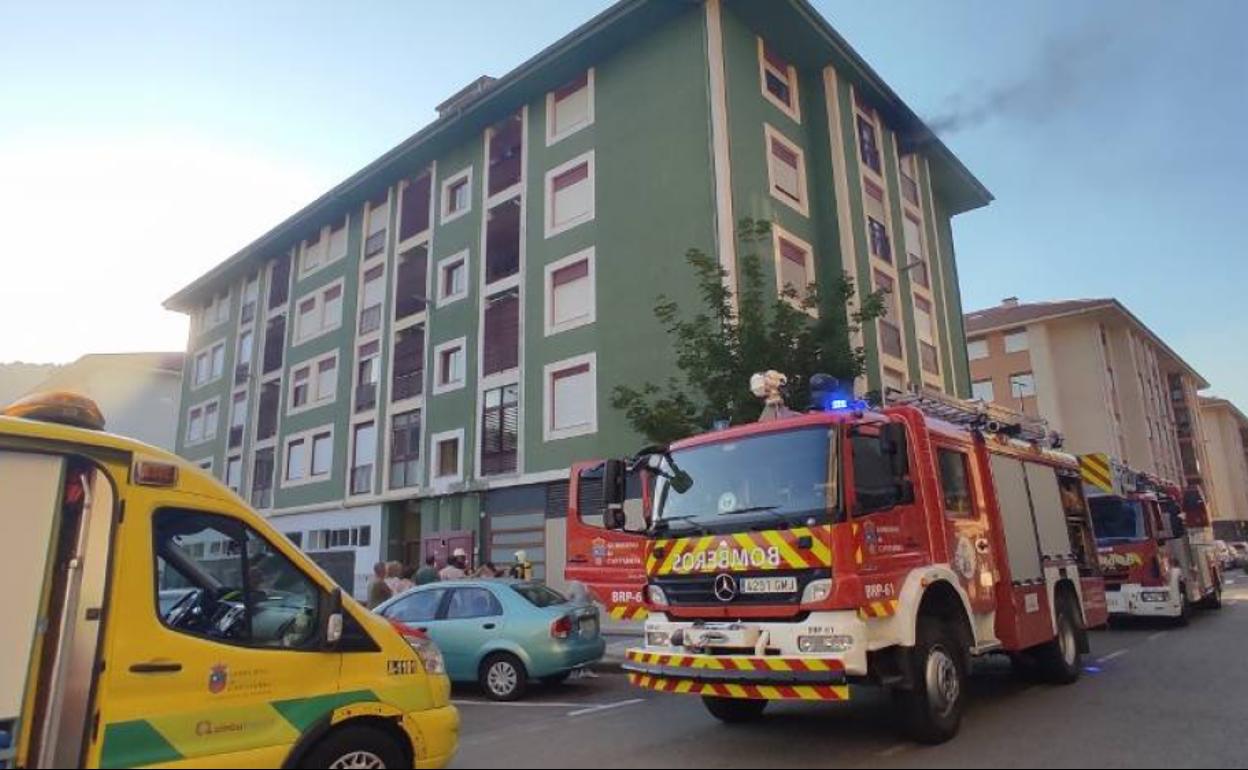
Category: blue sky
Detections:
[{"x1": 1, "y1": 1, "x2": 1244, "y2": 405}]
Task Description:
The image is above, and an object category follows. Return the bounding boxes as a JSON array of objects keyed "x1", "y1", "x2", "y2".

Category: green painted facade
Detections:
[{"x1": 170, "y1": 0, "x2": 988, "y2": 566}]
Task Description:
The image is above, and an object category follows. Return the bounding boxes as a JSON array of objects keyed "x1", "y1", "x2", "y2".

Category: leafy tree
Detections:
[{"x1": 611, "y1": 218, "x2": 886, "y2": 445}]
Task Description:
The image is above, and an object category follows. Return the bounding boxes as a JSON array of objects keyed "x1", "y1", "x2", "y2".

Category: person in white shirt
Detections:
[{"x1": 439, "y1": 548, "x2": 468, "y2": 580}]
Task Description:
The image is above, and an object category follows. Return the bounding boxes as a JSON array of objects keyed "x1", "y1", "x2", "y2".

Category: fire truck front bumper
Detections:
[{"x1": 1105, "y1": 584, "x2": 1182, "y2": 618}]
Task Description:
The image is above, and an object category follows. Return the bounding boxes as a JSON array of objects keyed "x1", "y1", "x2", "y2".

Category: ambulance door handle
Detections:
[{"x1": 130, "y1": 661, "x2": 182, "y2": 674}]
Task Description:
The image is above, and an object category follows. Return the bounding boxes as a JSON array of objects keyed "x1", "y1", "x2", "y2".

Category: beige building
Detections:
[
  {"x1": 964, "y1": 298, "x2": 1217, "y2": 511},
  {"x1": 1199, "y1": 397, "x2": 1248, "y2": 531}
]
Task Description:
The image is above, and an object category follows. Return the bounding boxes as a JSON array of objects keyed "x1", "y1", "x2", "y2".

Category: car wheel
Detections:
[
  {"x1": 300, "y1": 724, "x2": 406, "y2": 769},
  {"x1": 895, "y1": 616, "x2": 966, "y2": 745},
  {"x1": 480, "y1": 652, "x2": 528, "y2": 701},
  {"x1": 702, "y1": 696, "x2": 767, "y2": 723}
]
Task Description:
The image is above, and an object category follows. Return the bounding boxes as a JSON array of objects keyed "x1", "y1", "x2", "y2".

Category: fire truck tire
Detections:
[
  {"x1": 702, "y1": 696, "x2": 768, "y2": 723},
  {"x1": 1198, "y1": 579, "x2": 1223, "y2": 611},
  {"x1": 895, "y1": 616, "x2": 965, "y2": 745},
  {"x1": 1035, "y1": 595, "x2": 1082, "y2": 685}
]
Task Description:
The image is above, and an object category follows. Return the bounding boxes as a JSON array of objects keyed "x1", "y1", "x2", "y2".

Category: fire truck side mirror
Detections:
[{"x1": 602, "y1": 459, "x2": 627, "y2": 511}]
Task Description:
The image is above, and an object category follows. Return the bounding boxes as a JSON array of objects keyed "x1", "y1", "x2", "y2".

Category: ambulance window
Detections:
[
  {"x1": 154, "y1": 510, "x2": 322, "y2": 650},
  {"x1": 937, "y1": 449, "x2": 974, "y2": 518}
]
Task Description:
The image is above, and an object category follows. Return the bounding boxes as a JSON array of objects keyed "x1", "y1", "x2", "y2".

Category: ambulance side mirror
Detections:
[{"x1": 323, "y1": 588, "x2": 344, "y2": 649}]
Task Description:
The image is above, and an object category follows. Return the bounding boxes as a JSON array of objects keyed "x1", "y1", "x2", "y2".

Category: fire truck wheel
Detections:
[
  {"x1": 1198, "y1": 579, "x2": 1222, "y2": 611},
  {"x1": 702, "y1": 696, "x2": 768, "y2": 723},
  {"x1": 1036, "y1": 596, "x2": 1082, "y2": 685},
  {"x1": 480, "y1": 653, "x2": 529, "y2": 701},
  {"x1": 896, "y1": 617, "x2": 965, "y2": 745}
]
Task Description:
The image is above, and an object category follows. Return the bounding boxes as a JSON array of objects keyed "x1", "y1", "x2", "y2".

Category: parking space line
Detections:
[
  {"x1": 452, "y1": 699, "x2": 588, "y2": 709},
  {"x1": 1096, "y1": 649, "x2": 1130, "y2": 663},
  {"x1": 566, "y1": 698, "x2": 645, "y2": 717},
  {"x1": 1147, "y1": 631, "x2": 1167, "y2": 642}
]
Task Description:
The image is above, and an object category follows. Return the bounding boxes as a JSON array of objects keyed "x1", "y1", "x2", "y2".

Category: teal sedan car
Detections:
[{"x1": 375, "y1": 580, "x2": 605, "y2": 700}]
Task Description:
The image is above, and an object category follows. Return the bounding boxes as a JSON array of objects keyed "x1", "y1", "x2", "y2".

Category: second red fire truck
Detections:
[{"x1": 584, "y1": 375, "x2": 1107, "y2": 744}]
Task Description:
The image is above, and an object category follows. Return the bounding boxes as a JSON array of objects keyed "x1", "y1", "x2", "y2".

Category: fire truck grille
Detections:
[{"x1": 654, "y1": 571, "x2": 823, "y2": 606}]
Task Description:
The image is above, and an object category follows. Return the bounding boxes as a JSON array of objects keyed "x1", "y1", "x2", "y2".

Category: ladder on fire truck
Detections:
[{"x1": 884, "y1": 386, "x2": 1059, "y2": 446}]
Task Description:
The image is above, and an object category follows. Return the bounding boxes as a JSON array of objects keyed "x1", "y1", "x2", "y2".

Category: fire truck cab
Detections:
[
  {"x1": 610, "y1": 378, "x2": 1107, "y2": 744},
  {"x1": 1083, "y1": 454, "x2": 1222, "y2": 622}
]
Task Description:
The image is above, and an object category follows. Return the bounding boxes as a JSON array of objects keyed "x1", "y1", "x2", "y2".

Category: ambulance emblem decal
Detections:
[{"x1": 208, "y1": 664, "x2": 228, "y2": 694}]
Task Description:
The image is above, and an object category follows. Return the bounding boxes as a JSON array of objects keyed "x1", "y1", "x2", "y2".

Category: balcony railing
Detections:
[
  {"x1": 359, "y1": 304, "x2": 382, "y2": 335},
  {"x1": 350, "y1": 465, "x2": 374, "y2": 496},
  {"x1": 251, "y1": 485, "x2": 273, "y2": 509},
  {"x1": 355, "y1": 381, "x2": 377, "y2": 413},
  {"x1": 364, "y1": 230, "x2": 387, "y2": 259},
  {"x1": 392, "y1": 370, "x2": 423, "y2": 401}
]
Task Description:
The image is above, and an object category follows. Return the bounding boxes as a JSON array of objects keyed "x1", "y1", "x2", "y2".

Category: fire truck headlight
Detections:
[
  {"x1": 647, "y1": 585, "x2": 669, "y2": 608},
  {"x1": 646, "y1": 630, "x2": 671, "y2": 648},
  {"x1": 798, "y1": 635, "x2": 855, "y2": 654},
  {"x1": 1141, "y1": 590, "x2": 1171, "y2": 603},
  {"x1": 800, "y1": 579, "x2": 833, "y2": 605}
]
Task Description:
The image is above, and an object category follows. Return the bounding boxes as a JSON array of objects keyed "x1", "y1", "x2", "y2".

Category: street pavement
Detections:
[{"x1": 450, "y1": 572, "x2": 1248, "y2": 768}]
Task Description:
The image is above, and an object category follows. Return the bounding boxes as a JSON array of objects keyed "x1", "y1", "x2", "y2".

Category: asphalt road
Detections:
[{"x1": 450, "y1": 571, "x2": 1248, "y2": 769}]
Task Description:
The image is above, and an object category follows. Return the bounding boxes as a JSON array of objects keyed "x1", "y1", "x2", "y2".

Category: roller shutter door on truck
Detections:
[
  {"x1": 988, "y1": 454, "x2": 1044, "y2": 583},
  {"x1": 1023, "y1": 463, "x2": 1075, "y2": 561}
]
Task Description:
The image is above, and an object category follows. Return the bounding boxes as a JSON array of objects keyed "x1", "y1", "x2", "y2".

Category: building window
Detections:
[
  {"x1": 433, "y1": 338, "x2": 467, "y2": 394},
  {"x1": 228, "y1": 391, "x2": 247, "y2": 449},
  {"x1": 432, "y1": 430, "x2": 463, "y2": 483},
  {"x1": 256, "y1": 379, "x2": 280, "y2": 442},
  {"x1": 545, "y1": 248, "x2": 595, "y2": 336},
  {"x1": 262, "y1": 315, "x2": 286, "y2": 375},
  {"x1": 241, "y1": 274, "x2": 260, "y2": 324},
  {"x1": 972, "y1": 379, "x2": 995, "y2": 402},
  {"x1": 392, "y1": 324, "x2": 425, "y2": 402},
  {"x1": 186, "y1": 399, "x2": 219, "y2": 445},
  {"x1": 285, "y1": 438, "x2": 306, "y2": 482},
  {"x1": 395, "y1": 245, "x2": 429, "y2": 320},
  {"x1": 1004, "y1": 329, "x2": 1029, "y2": 353},
  {"x1": 251, "y1": 447, "x2": 274, "y2": 508},
  {"x1": 485, "y1": 197, "x2": 522, "y2": 284},
  {"x1": 758, "y1": 38, "x2": 800, "y2": 122},
  {"x1": 200, "y1": 291, "x2": 231, "y2": 332},
  {"x1": 546, "y1": 69, "x2": 593, "y2": 145},
  {"x1": 356, "y1": 341, "x2": 380, "y2": 413},
  {"x1": 545, "y1": 152, "x2": 594, "y2": 238},
  {"x1": 545, "y1": 354, "x2": 597, "y2": 441},
  {"x1": 765, "y1": 126, "x2": 808, "y2": 216},
  {"x1": 293, "y1": 281, "x2": 344, "y2": 344},
  {"x1": 903, "y1": 215, "x2": 928, "y2": 288},
  {"x1": 481, "y1": 384, "x2": 519, "y2": 476},
  {"x1": 311, "y1": 431, "x2": 333, "y2": 477},
  {"x1": 868, "y1": 217, "x2": 892, "y2": 263},
  {"x1": 389, "y1": 409, "x2": 422, "y2": 489},
  {"x1": 875, "y1": 271, "x2": 903, "y2": 360},
  {"x1": 289, "y1": 352, "x2": 337, "y2": 413},
  {"x1": 364, "y1": 192, "x2": 389, "y2": 260},
  {"x1": 914, "y1": 296, "x2": 935, "y2": 342},
  {"x1": 856, "y1": 113, "x2": 881, "y2": 174},
  {"x1": 772, "y1": 228, "x2": 815, "y2": 311},
  {"x1": 967, "y1": 338, "x2": 989, "y2": 361},
  {"x1": 920, "y1": 343, "x2": 940, "y2": 376},
  {"x1": 225, "y1": 455, "x2": 242, "y2": 494},
  {"x1": 436, "y1": 251, "x2": 469, "y2": 306},
  {"x1": 235, "y1": 329, "x2": 253, "y2": 385},
  {"x1": 350, "y1": 421, "x2": 376, "y2": 496},
  {"x1": 440, "y1": 168, "x2": 473, "y2": 224},
  {"x1": 899, "y1": 154, "x2": 921, "y2": 206},
  {"x1": 360, "y1": 264, "x2": 385, "y2": 335},
  {"x1": 488, "y1": 113, "x2": 523, "y2": 197},
  {"x1": 285, "y1": 427, "x2": 333, "y2": 485},
  {"x1": 299, "y1": 218, "x2": 348, "y2": 277},
  {"x1": 399, "y1": 171, "x2": 432, "y2": 243},
  {"x1": 193, "y1": 341, "x2": 226, "y2": 387},
  {"x1": 883, "y1": 367, "x2": 906, "y2": 394},
  {"x1": 1010, "y1": 372, "x2": 1037, "y2": 399},
  {"x1": 267, "y1": 253, "x2": 291, "y2": 311},
  {"x1": 483, "y1": 289, "x2": 520, "y2": 377}
]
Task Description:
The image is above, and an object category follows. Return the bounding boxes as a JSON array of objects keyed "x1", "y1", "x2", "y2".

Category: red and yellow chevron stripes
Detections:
[
  {"x1": 608, "y1": 605, "x2": 650, "y2": 621},
  {"x1": 1080, "y1": 453, "x2": 1114, "y2": 493},
  {"x1": 646, "y1": 526, "x2": 833, "y2": 576},
  {"x1": 857, "y1": 599, "x2": 900, "y2": 620},
  {"x1": 625, "y1": 649, "x2": 845, "y2": 674},
  {"x1": 629, "y1": 673, "x2": 849, "y2": 701}
]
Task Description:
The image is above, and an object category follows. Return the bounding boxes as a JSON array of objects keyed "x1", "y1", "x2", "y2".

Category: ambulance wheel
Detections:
[
  {"x1": 301, "y1": 724, "x2": 407, "y2": 769},
  {"x1": 896, "y1": 616, "x2": 965, "y2": 744},
  {"x1": 481, "y1": 652, "x2": 528, "y2": 701},
  {"x1": 702, "y1": 696, "x2": 768, "y2": 723},
  {"x1": 1035, "y1": 595, "x2": 1082, "y2": 685}
]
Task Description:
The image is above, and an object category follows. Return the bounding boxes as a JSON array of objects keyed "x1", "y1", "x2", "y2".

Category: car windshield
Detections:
[
  {"x1": 652, "y1": 427, "x2": 838, "y2": 532},
  {"x1": 1090, "y1": 497, "x2": 1149, "y2": 543},
  {"x1": 512, "y1": 583, "x2": 569, "y2": 608}
]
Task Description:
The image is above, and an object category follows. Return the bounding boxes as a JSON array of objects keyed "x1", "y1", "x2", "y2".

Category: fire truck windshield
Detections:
[
  {"x1": 651, "y1": 427, "x2": 838, "y2": 533},
  {"x1": 1089, "y1": 497, "x2": 1149, "y2": 543}
]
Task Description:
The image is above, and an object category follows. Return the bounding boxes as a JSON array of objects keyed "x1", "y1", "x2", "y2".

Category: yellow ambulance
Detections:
[{"x1": 0, "y1": 393, "x2": 458, "y2": 769}]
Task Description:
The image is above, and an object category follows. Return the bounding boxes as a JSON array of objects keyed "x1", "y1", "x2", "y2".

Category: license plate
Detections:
[{"x1": 741, "y1": 577, "x2": 797, "y2": 595}]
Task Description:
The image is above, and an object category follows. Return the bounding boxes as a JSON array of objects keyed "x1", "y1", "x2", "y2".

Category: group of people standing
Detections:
[{"x1": 366, "y1": 548, "x2": 535, "y2": 608}]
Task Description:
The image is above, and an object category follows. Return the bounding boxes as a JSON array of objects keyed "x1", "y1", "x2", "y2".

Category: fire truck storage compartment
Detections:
[
  {"x1": 1024, "y1": 462, "x2": 1075, "y2": 561},
  {"x1": 0, "y1": 451, "x2": 66, "y2": 724},
  {"x1": 988, "y1": 454, "x2": 1043, "y2": 583}
]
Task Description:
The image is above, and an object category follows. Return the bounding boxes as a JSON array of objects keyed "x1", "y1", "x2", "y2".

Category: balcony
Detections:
[
  {"x1": 393, "y1": 369, "x2": 423, "y2": 401},
  {"x1": 355, "y1": 381, "x2": 377, "y2": 413}
]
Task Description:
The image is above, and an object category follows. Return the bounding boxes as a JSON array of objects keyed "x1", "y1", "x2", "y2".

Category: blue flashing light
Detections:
[{"x1": 831, "y1": 398, "x2": 849, "y2": 410}]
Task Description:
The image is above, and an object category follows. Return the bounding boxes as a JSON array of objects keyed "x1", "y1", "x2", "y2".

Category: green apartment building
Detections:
[{"x1": 165, "y1": 0, "x2": 991, "y2": 598}]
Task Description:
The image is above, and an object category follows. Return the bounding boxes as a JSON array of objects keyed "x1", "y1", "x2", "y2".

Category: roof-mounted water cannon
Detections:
[{"x1": 751, "y1": 370, "x2": 797, "y2": 422}]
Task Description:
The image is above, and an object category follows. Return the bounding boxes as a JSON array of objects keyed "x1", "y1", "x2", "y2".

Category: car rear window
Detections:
[{"x1": 512, "y1": 584, "x2": 569, "y2": 608}]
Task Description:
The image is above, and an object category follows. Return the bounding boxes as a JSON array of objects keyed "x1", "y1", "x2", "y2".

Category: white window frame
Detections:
[
  {"x1": 287, "y1": 350, "x2": 339, "y2": 415},
  {"x1": 544, "y1": 247, "x2": 596, "y2": 336},
  {"x1": 432, "y1": 337, "x2": 468, "y2": 395},
  {"x1": 1004, "y1": 329, "x2": 1030, "y2": 354},
  {"x1": 297, "y1": 216, "x2": 349, "y2": 279},
  {"x1": 545, "y1": 68, "x2": 595, "y2": 146},
  {"x1": 757, "y1": 37, "x2": 801, "y2": 123},
  {"x1": 282, "y1": 424, "x2": 335, "y2": 488},
  {"x1": 224, "y1": 454, "x2": 243, "y2": 494},
  {"x1": 967, "y1": 338, "x2": 989, "y2": 361},
  {"x1": 544, "y1": 150, "x2": 595, "y2": 238},
  {"x1": 1009, "y1": 372, "x2": 1037, "y2": 399},
  {"x1": 435, "y1": 250, "x2": 470, "y2": 307},
  {"x1": 770, "y1": 226, "x2": 817, "y2": 316},
  {"x1": 192, "y1": 339, "x2": 227, "y2": 389},
  {"x1": 440, "y1": 167, "x2": 473, "y2": 225},
  {"x1": 972, "y1": 379, "x2": 995, "y2": 403},
  {"x1": 764, "y1": 124, "x2": 809, "y2": 217},
  {"x1": 185, "y1": 397, "x2": 221, "y2": 446},
  {"x1": 430, "y1": 428, "x2": 465, "y2": 487},
  {"x1": 543, "y1": 352, "x2": 598, "y2": 442},
  {"x1": 348, "y1": 419, "x2": 378, "y2": 497},
  {"x1": 199, "y1": 290, "x2": 231, "y2": 333},
  {"x1": 292, "y1": 278, "x2": 345, "y2": 346}
]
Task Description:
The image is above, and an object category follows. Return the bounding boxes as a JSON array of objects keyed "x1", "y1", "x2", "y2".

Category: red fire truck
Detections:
[
  {"x1": 591, "y1": 377, "x2": 1107, "y2": 744},
  {"x1": 1082, "y1": 453, "x2": 1222, "y2": 622}
]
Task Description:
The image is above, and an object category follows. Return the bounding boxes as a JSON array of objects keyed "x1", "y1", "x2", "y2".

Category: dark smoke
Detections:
[{"x1": 926, "y1": 23, "x2": 1117, "y2": 135}]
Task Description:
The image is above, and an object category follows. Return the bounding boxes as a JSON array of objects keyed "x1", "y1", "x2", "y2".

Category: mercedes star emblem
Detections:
[{"x1": 713, "y1": 573, "x2": 738, "y2": 603}]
